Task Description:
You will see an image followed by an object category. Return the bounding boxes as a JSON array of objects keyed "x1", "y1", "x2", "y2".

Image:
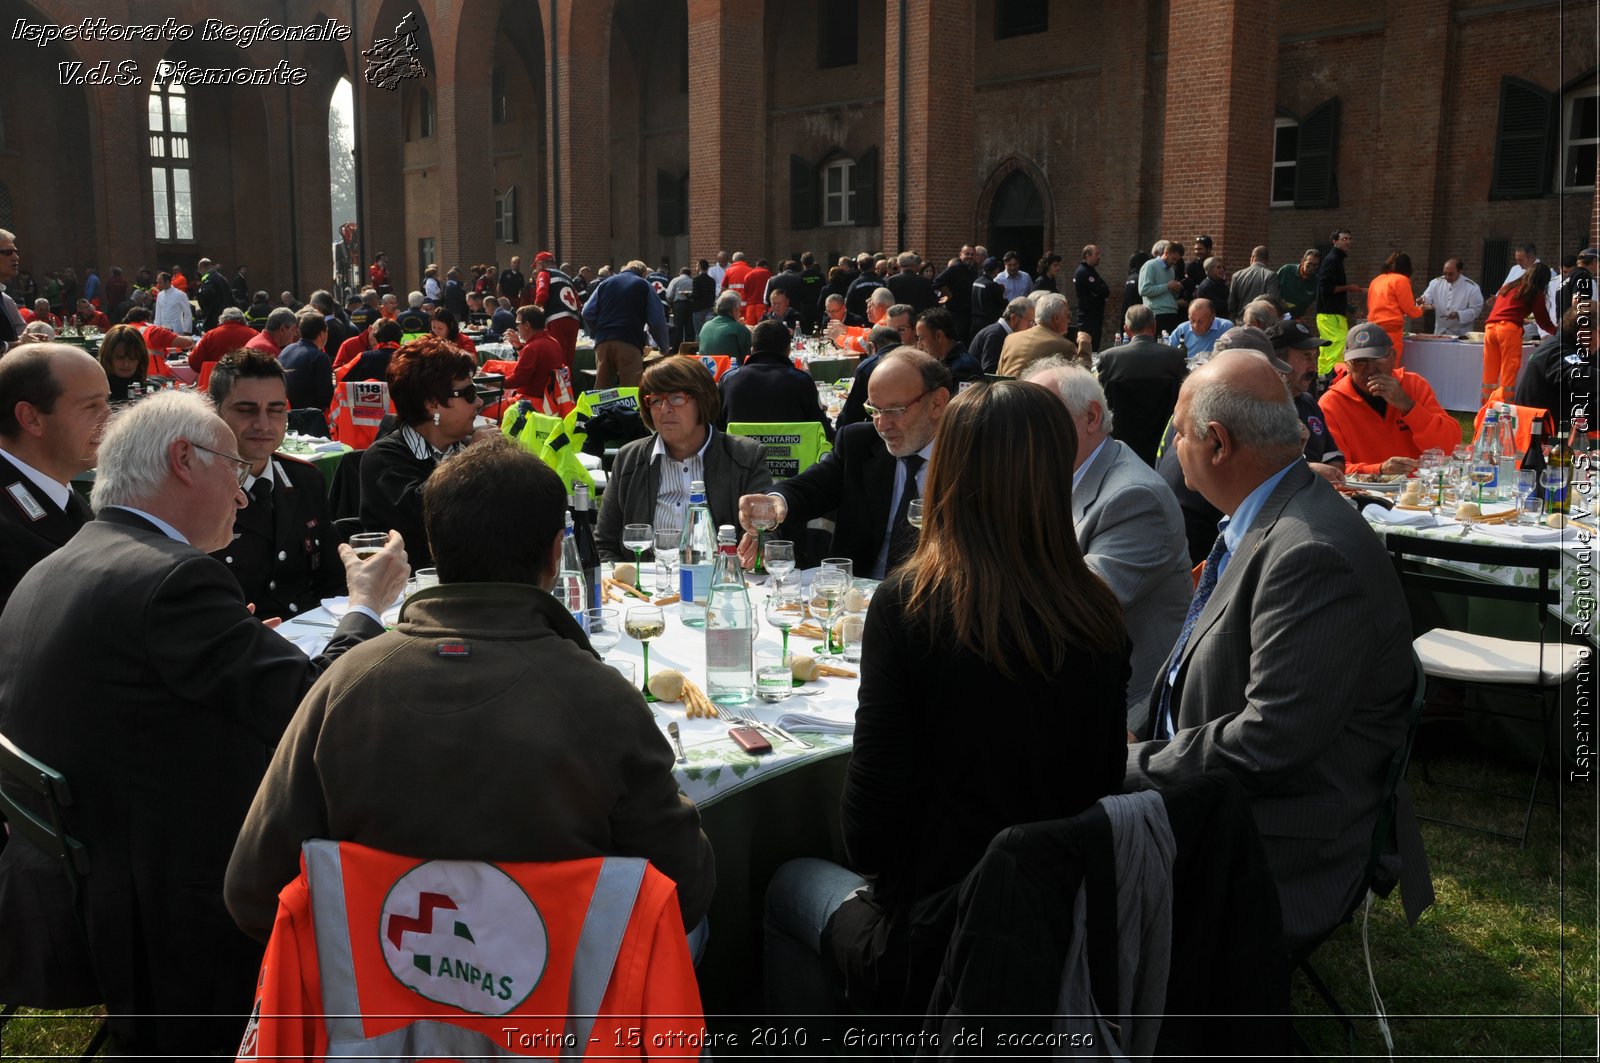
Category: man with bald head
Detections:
[
  {"x1": 1127, "y1": 349, "x2": 1431, "y2": 952},
  {"x1": 0, "y1": 344, "x2": 109, "y2": 611}
]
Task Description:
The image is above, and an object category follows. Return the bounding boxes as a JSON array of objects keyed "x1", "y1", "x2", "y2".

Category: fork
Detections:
[{"x1": 727, "y1": 712, "x2": 814, "y2": 751}]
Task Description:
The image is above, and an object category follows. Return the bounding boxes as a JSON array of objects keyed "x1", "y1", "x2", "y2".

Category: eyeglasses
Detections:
[
  {"x1": 864, "y1": 391, "x2": 931, "y2": 420},
  {"x1": 444, "y1": 385, "x2": 481, "y2": 403},
  {"x1": 643, "y1": 393, "x2": 691, "y2": 411},
  {"x1": 190, "y1": 441, "x2": 252, "y2": 487}
]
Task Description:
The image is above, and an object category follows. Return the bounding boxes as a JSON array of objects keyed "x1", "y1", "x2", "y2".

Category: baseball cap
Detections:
[
  {"x1": 1265, "y1": 321, "x2": 1329, "y2": 350},
  {"x1": 535, "y1": 251, "x2": 555, "y2": 262},
  {"x1": 1343, "y1": 322, "x2": 1394, "y2": 360},
  {"x1": 1579, "y1": 248, "x2": 1599, "y2": 261},
  {"x1": 981, "y1": 256, "x2": 1001, "y2": 271},
  {"x1": 1213, "y1": 326, "x2": 1291, "y2": 373}
]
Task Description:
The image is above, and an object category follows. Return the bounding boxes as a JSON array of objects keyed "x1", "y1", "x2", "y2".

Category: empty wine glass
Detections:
[
  {"x1": 810, "y1": 570, "x2": 848, "y2": 659},
  {"x1": 622, "y1": 523, "x2": 653, "y2": 592},
  {"x1": 653, "y1": 527, "x2": 681, "y2": 597},
  {"x1": 1540, "y1": 467, "x2": 1565, "y2": 509},
  {"x1": 1513, "y1": 468, "x2": 1538, "y2": 505},
  {"x1": 763, "y1": 539, "x2": 796, "y2": 582},
  {"x1": 624, "y1": 605, "x2": 666, "y2": 701},
  {"x1": 582, "y1": 607, "x2": 621, "y2": 659},
  {"x1": 764, "y1": 578, "x2": 805, "y2": 668}
]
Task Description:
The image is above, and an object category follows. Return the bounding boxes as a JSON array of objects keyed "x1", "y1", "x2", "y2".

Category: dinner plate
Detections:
[{"x1": 1346, "y1": 475, "x2": 1407, "y2": 492}]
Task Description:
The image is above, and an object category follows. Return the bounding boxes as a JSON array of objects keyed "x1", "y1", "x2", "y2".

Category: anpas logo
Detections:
[{"x1": 380, "y1": 860, "x2": 547, "y2": 1015}]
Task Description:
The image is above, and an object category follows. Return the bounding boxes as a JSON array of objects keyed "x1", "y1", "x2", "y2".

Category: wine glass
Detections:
[
  {"x1": 749, "y1": 509, "x2": 778, "y2": 576},
  {"x1": 763, "y1": 539, "x2": 796, "y2": 582},
  {"x1": 622, "y1": 523, "x2": 653, "y2": 592},
  {"x1": 1469, "y1": 457, "x2": 1495, "y2": 504},
  {"x1": 653, "y1": 527, "x2": 681, "y2": 598},
  {"x1": 764, "y1": 578, "x2": 805, "y2": 668},
  {"x1": 582, "y1": 607, "x2": 621, "y2": 659},
  {"x1": 1513, "y1": 469, "x2": 1538, "y2": 507},
  {"x1": 1540, "y1": 467, "x2": 1565, "y2": 509},
  {"x1": 810, "y1": 570, "x2": 848, "y2": 659},
  {"x1": 820, "y1": 557, "x2": 854, "y2": 582},
  {"x1": 624, "y1": 605, "x2": 666, "y2": 701},
  {"x1": 907, "y1": 499, "x2": 924, "y2": 529}
]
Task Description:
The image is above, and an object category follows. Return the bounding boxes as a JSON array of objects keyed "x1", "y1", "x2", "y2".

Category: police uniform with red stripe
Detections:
[
  {"x1": 210, "y1": 454, "x2": 345, "y2": 622},
  {"x1": 534, "y1": 263, "x2": 583, "y2": 369},
  {"x1": 0, "y1": 451, "x2": 92, "y2": 615}
]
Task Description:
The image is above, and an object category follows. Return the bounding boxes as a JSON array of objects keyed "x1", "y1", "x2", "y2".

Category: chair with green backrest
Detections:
[
  {"x1": 726, "y1": 421, "x2": 832, "y2": 481},
  {"x1": 0, "y1": 732, "x2": 108, "y2": 1060}
]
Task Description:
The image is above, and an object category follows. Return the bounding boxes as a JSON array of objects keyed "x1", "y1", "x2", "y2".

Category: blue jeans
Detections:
[{"x1": 763, "y1": 857, "x2": 868, "y2": 1016}]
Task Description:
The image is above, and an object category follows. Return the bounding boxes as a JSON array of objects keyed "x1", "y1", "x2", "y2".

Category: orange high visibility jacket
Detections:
[
  {"x1": 1318, "y1": 368, "x2": 1463, "y2": 475},
  {"x1": 237, "y1": 841, "x2": 705, "y2": 1062}
]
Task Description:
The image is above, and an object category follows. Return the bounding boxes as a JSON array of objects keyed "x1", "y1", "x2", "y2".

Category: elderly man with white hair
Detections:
[
  {"x1": 0, "y1": 389, "x2": 408, "y2": 1058},
  {"x1": 997, "y1": 290, "x2": 1079, "y2": 377},
  {"x1": 1021, "y1": 357, "x2": 1192, "y2": 734}
]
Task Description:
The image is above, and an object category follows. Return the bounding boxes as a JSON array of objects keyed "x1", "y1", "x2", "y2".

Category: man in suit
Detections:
[
  {"x1": 0, "y1": 389, "x2": 408, "y2": 1057},
  {"x1": 1022, "y1": 357, "x2": 1190, "y2": 731},
  {"x1": 0, "y1": 228, "x2": 27, "y2": 353},
  {"x1": 886, "y1": 251, "x2": 937, "y2": 314},
  {"x1": 738, "y1": 350, "x2": 951, "y2": 578},
  {"x1": 997, "y1": 291, "x2": 1079, "y2": 378},
  {"x1": 1126, "y1": 349, "x2": 1432, "y2": 951},
  {"x1": 197, "y1": 256, "x2": 235, "y2": 331},
  {"x1": 0, "y1": 345, "x2": 108, "y2": 612},
  {"x1": 208, "y1": 350, "x2": 345, "y2": 621},
  {"x1": 1095, "y1": 303, "x2": 1189, "y2": 465},
  {"x1": 972, "y1": 295, "x2": 1034, "y2": 375}
]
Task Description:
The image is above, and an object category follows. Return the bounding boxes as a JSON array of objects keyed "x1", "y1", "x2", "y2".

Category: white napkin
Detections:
[
  {"x1": 774, "y1": 703, "x2": 857, "y2": 735},
  {"x1": 1475, "y1": 523, "x2": 1586, "y2": 545},
  {"x1": 1363, "y1": 504, "x2": 1439, "y2": 527}
]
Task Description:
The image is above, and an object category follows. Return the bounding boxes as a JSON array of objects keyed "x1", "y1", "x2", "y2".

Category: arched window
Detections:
[{"x1": 149, "y1": 81, "x2": 193, "y2": 240}]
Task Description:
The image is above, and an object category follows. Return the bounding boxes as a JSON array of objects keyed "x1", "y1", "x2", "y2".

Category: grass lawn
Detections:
[{"x1": 3, "y1": 746, "x2": 1594, "y2": 1060}]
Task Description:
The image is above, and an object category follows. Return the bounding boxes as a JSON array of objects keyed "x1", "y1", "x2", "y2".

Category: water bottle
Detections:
[
  {"x1": 1472, "y1": 409, "x2": 1501, "y2": 495},
  {"x1": 554, "y1": 515, "x2": 586, "y2": 624},
  {"x1": 705, "y1": 525, "x2": 753, "y2": 704},
  {"x1": 678, "y1": 480, "x2": 715, "y2": 627},
  {"x1": 1495, "y1": 404, "x2": 1517, "y2": 501}
]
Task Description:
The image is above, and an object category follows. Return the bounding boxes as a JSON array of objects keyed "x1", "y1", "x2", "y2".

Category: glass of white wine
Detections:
[
  {"x1": 625, "y1": 605, "x2": 666, "y2": 701},
  {"x1": 622, "y1": 523, "x2": 653, "y2": 592},
  {"x1": 907, "y1": 499, "x2": 923, "y2": 529}
]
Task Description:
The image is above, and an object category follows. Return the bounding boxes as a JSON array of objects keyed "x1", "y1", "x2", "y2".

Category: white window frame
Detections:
[
  {"x1": 1271, "y1": 116, "x2": 1297, "y2": 207},
  {"x1": 149, "y1": 82, "x2": 192, "y2": 240},
  {"x1": 1561, "y1": 80, "x2": 1598, "y2": 192},
  {"x1": 822, "y1": 158, "x2": 855, "y2": 227},
  {"x1": 494, "y1": 187, "x2": 516, "y2": 243}
]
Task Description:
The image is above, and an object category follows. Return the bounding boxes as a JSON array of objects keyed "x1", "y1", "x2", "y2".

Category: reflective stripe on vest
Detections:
[{"x1": 304, "y1": 841, "x2": 647, "y2": 1061}]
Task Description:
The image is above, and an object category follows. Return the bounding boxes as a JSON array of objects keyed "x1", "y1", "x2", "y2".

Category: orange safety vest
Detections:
[
  {"x1": 238, "y1": 841, "x2": 704, "y2": 1062},
  {"x1": 329, "y1": 380, "x2": 394, "y2": 450}
]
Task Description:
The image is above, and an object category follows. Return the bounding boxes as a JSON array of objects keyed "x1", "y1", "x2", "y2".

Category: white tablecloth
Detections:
[
  {"x1": 274, "y1": 568, "x2": 860, "y2": 808},
  {"x1": 1403, "y1": 336, "x2": 1538, "y2": 412}
]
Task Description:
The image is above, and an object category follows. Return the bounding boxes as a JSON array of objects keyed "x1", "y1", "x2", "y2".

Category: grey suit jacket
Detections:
[
  {"x1": 1072, "y1": 438, "x2": 1191, "y2": 730},
  {"x1": 595, "y1": 429, "x2": 773, "y2": 559},
  {"x1": 1125, "y1": 461, "x2": 1432, "y2": 949}
]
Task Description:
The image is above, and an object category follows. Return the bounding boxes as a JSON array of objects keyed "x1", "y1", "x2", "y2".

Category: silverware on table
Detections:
[
  {"x1": 666, "y1": 720, "x2": 688, "y2": 763},
  {"x1": 729, "y1": 713, "x2": 814, "y2": 751}
]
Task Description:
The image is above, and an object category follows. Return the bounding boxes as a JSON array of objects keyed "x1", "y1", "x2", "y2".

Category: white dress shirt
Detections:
[
  {"x1": 1419, "y1": 275, "x2": 1484, "y2": 337},
  {"x1": 154, "y1": 285, "x2": 192, "y2": 334}
]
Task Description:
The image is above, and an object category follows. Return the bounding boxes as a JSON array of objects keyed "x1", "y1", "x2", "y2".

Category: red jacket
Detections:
[
  {"x1": 1319, "y1": 368, "x2": 1462, "y2": 474},
  {"x1": 237, "y1": 842, "x2": 703, "y2": 1062},
  {"x1": 190, "y1": 322, "x2": 261, "y2": 376}
]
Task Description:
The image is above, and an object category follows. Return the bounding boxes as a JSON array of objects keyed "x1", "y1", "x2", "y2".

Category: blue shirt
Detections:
[{"x1": 1168, "y1": 316, "x2": 1234, "y2": 358}]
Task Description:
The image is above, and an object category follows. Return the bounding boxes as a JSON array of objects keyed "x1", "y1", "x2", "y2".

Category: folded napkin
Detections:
[
  {"x1": 1474, "y1": 523, "x2": 1586, "y2": 545},
  {"x1": 775, "y1": 703, "x2": 857, "y2": 735},
  {"x1": 1363, "y1": 503, "x2": 1439, "y2": 527}
]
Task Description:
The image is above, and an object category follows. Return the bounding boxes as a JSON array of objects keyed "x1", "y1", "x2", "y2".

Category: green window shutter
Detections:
[
  {"x1": 1294, "y1": 98, "x2": 1340, "y2": 209},
  {"x1": 789, "y1": 155, "x2": 815, "y2": 230},
  {"x1": 852, "y1": 147, "x2": 879, "y2": 227},
  {"x1": 1490, "y1": 77, "x2": 1556, "y2": 200}
]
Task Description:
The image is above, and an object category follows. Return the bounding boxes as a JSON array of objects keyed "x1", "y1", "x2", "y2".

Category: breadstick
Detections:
[
  {"x1": 605, "y1": 577, "x2": 652, "y2": 601},
  {"x1": 816, "y1": 664, "x2": 857, "y2": 679},
  {"x1": 653, "y1": 593, "x2": 681, "y2": 606}
]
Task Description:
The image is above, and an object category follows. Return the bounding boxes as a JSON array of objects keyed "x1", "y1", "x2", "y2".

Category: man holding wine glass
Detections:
[{"x1": 736, "y1": 349, "x2": 951, "y2": 578}]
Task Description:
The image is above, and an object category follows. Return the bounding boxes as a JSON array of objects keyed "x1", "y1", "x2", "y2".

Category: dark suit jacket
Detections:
[
  {"x1": 886, "y1": 271, "x2": 938, "y2": 314},
  {"x1": 0, "y1": 456, "x2": 91, "y2": 615},
  {"x1": 717, "y1": 355, "x2": 835, "y2": 442},
  {"x1": 1125, "y1": 462, "x2": 1432, "y2": 950},
  {"x1": 970, "y1": 319, "x2": 1013, "y2": 374},
  {"x1": 1095, "y1": 335, "x2": 1189, "y2": 466},
  {"x1": 773, "y1": 421, "x2": 900, "y2": 576},
  {"x1": 210, "y1": 455, "x2": 346, "y2": 622},
  {"x1": 594, "y1": 430, "x2": 772, "y2": 560},
  {"x1": 0, "y1": 509, "x2": 382, "y2": 1055}
]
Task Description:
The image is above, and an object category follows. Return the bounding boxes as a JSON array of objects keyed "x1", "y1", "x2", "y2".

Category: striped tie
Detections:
[{"x1": 1152, "y1": 532, "x2": 1229, "y2": 739}]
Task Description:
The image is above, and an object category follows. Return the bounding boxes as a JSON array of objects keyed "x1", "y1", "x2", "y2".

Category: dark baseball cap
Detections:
[
  {"x1": 1265, "y1": 321, "x2": 1330, "y2": 350},
  {"x1": 981, "y1": 256, "x2": 1001, "y2": 271},
  {"x1": 1344, "y1": 322, "x2": 1395, "y2": 360},
  {"x1": 1213, "y1": 326, "x2": 1292, "y2": 373}
]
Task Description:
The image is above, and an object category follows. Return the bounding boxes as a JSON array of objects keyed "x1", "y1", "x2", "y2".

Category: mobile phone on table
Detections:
[{"x1": 728, "y1": 726, "x2": 773, "y2": 754}]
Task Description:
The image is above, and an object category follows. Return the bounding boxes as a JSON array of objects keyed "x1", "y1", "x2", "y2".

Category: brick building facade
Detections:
[{"x1": 1, "y1": 0, "x2": 1596, "y2": 318}]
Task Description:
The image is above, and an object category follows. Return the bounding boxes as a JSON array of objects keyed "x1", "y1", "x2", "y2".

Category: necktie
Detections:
[
  {"x1": 250, "y1": 477, "x2": 274, "y2": 511},
  {"x1": 887, "y1": 454, "x2": 925, "y2": 570},
  {"x1": 1152, "y1": 531, "x2": 1229, "y2": 739}
]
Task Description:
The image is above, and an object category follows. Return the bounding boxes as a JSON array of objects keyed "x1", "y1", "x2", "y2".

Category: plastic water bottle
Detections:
[
  {"x1": 705, "y1": 525, "x2": 753, "y2": 704},
  {"x1": 554, "y1": 516, "x2": 586, "y2": 624},
  {"x1": 678, "y1": 480, "x2": 715, "y2": 627},
  {"x1": 1473, "y1": 408, "x2": 1501, "y2": 494}
]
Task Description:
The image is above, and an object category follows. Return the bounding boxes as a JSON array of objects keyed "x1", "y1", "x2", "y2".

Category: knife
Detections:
[
  {"x1": 753, "y1": 717, "x2": 813, "y2": 751},
  {"x1": 666, "y1": 720, "x2": 688, "y2": 763}
]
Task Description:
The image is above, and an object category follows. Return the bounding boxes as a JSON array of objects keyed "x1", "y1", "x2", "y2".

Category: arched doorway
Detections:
[{"x1": 987, "y1": 170, "x2": 1045, "y2": 275}]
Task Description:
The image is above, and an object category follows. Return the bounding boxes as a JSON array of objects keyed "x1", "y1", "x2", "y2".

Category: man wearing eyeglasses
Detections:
[
  {"x1": 207, "y1": 350, "x2": 345, "y2": 622},
  {"x1": 738, "y1": 349, "x2": 951, "y2": 578},
  {"x1": 0, "y1": 389, "x2": 409, "y2": 1058},
  {"x1": 0, "y1": 229, "x2": 26, "y2": 353}
]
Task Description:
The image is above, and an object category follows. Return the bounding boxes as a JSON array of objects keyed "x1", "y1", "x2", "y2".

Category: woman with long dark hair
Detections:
[
  {"x1": 1032, "y1": 252, "x2": 1064, "y2": 293},
  {"x1": 764, "y1": 380, "x2": 1131, "y2": 1018},
  {"x1": 1365, "y1": 251, "x2": 1423, "y2": 363},
  {"x1": 98, "y1": 323, "x2": 150, "y2": 402},
  {"x1": 1481, "y1": 262, "x2": 1554, "y2": 403}
]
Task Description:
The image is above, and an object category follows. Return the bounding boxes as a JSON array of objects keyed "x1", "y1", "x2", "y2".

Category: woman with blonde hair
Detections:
[{"x1": 764, "y1": 379, "x2": 1131, "y2": 1018}]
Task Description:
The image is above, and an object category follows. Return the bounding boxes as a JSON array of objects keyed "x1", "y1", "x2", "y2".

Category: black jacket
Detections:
[
  {"x1": 0, "y1": 456, "x2": 91, "y2": 615},
  {"x1": 210, "y1": 455, "x2": 345, "y2": 622},
  {"x1": 717, "y1": 354, "x2": 835, "y2": 441},
  {"x1": 358, "y1": 430, "x2": 439, "y2": 568},
  {"x1": 1096, "y1": 335, "x2": 1189, "y2": 466},
  {"x1": 886, "y1": 271, "x2": 938, "y2": 315}
]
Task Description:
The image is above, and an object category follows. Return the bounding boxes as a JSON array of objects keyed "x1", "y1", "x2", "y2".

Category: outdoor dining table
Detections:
[
  {"x1": 1403, "y1": 335, "x2": 1540, "y2": 413},
  {"x1": 274, "y1": 564, "x2": 864, "y2": 1013}
]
